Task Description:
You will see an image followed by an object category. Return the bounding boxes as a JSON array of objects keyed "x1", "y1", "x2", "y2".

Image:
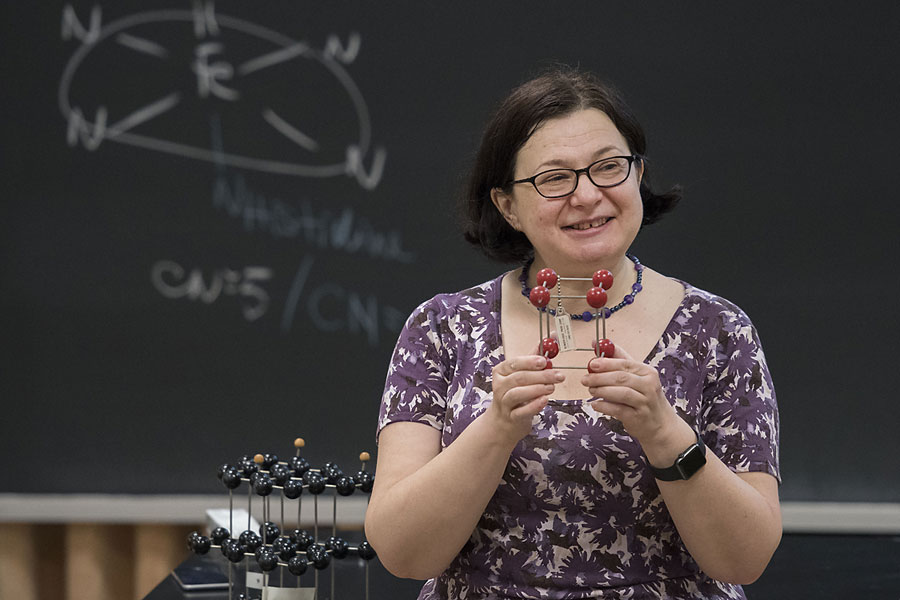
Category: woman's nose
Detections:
[{"x1": 568, "y1": 171, "x2": 604, "y2": 206}]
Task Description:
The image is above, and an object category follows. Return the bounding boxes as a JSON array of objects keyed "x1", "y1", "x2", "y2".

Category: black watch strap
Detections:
[{"x1": 650, "y1": 430, "x2": 707, "y2": 481}]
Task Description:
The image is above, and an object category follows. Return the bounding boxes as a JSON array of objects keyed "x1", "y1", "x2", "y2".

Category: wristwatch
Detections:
[{"x1": 650, "y1": 430, "x2": 707, "y2": 481}]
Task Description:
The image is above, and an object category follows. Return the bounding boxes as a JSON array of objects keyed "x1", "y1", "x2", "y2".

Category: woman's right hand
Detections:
[{"x1": 488, "y1": 355, "x2": 564, "y2": 444}]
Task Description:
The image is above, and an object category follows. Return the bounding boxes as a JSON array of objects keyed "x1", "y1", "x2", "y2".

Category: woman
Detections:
[{"x1": 365, "y1": 68, "x2": 781, "y2": 599}]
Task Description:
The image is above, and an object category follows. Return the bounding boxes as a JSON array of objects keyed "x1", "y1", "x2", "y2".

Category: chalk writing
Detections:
[
  {"x1": 192, "y1": 0, "x2": 219, "y2": 38},
  {"x1": 212, "y1": 173, "x2": 414, "y2": 263},
  {"x1": 324, "y1": 33, "x2": 361, "y2": 64},
  {"x1": 59, "y1": 3, "x2": 386, "y2": 189},
  {"x1": 279, "y1": 256, "x2": 408, "y2": 346},
  {"x1": 193, "y1": 42, "x2": 239, "y2": 101},
  {"x1": 151, "y1": 258, "x2": 407, "y2": 346},
  {"x1": 151, "y1": 261, "x2": 272, "y2": 322},
  {"x1": 61, "y1": 4, "x2": 101, "y2": 44}
]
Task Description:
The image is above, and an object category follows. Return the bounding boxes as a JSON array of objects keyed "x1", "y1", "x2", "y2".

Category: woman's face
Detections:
[{"x1": 492, "y1": 108, "x2": 643, "y2": 274}]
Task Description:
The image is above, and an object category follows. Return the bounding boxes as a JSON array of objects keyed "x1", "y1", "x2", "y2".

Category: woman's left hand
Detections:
[{"x1": 582, "y1": 345, "x2": 682, "y2": 448}]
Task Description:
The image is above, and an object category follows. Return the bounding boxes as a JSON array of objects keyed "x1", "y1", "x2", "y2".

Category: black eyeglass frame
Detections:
[{"x1": 509, "y1": 154, "x2": 642, "y2": 199}]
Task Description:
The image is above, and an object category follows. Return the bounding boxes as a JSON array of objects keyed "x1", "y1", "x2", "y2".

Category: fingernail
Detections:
[
  {"x1": 536, "y1": 356, "x2": 547, "y2": 367},
  {"x1": 554, "y1": 371, "x2": 565, "y2": 382}
]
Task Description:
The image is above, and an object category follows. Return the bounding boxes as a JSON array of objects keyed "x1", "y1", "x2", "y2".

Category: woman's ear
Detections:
[{"x1": 490, "y1": 188, "x2": 520, "y2": 231}]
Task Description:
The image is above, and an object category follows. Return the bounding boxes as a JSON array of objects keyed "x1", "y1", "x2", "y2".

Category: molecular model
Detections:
[
  {"x1": 187, "y1": 437, "x2": 376, "y2": 600},
  {"x1": 527, "y1": 266, "x2": 620, "y2": 369}
]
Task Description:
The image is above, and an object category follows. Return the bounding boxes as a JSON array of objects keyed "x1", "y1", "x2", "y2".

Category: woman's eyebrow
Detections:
[{"x1": 533, "y1": 145, "x2": 622, "y2": 171}]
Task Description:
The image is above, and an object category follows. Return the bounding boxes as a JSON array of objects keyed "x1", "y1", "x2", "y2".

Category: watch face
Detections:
[{"x1": 676, "y1": 445, "x2": 707, "y2": 479}]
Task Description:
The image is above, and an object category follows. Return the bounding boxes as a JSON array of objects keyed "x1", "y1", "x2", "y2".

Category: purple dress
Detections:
[{"x1": 378, "y1": 274, "x2": 780, "y2": 600}]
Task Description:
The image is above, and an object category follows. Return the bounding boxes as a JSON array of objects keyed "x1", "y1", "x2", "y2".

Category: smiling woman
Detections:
[
  {"x1": 490, "y1": 109, "x2": 645, "y2": 278},
  {"x1": 364, "y1": 67, "x2": 782, "y2": 600},
  {"x1": 461, "y1": 69, "x2": 681, "y2": 266}
]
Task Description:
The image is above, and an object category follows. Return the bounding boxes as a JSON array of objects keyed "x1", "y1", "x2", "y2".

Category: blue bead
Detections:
[
  {"x1": 624, "y1": 295, "x2": 634, "y2": 305},
  {"x1": 581, "y1": 311, "x2": 593, "y2": 321},
  {"x1": 632, "y1": 283, "x2": 642, "y2": 293},
  {"x1": 602, "y1": 308, "x2": 612, "y2": 318}
]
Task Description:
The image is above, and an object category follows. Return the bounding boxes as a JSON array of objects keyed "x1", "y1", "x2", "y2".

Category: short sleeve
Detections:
[
  {"x1": 377, "y1": 298, "x2": 453, "y2": 440},
  {"x1": 701, "y1": 313, "x2": 781, "y2": 483}
]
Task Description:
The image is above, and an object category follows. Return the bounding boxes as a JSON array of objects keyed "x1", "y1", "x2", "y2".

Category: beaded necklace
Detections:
[{"x1": 519, "y1": 255, "x2": 644, "y2": 321}]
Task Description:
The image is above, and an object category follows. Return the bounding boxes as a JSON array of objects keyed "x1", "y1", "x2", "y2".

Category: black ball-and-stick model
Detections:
[{"x1": 188, "y1": 437, "x2": 376, "y2": 600}]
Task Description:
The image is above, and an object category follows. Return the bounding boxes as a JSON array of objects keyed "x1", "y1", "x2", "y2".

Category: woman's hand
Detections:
[
  {"x1": 488, "y1": 355, "x2": 563, "y2": 444},
  {"x1": 582, "y1": 345, "x2": 684, "y2": 450}
]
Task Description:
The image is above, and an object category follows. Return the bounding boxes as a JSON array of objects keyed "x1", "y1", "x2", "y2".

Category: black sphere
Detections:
[
  {"x1": 259, "y1": 521, "x2": 281, "y2": 544},
  {"x1": 290, "y1": 529, "x2": 313, "y2": 551},
  {"x1": 239, "y1": 458, "x2": 259, "y2": 477},
  {"x1": 306, "y1": 544, "x2": 331, "y2": 570},
  {"x1": 357, "y1": 540, "x2": 376, "y2": 560},
  {"x1": 323, "y1": 462, "x2": 343, "y2": 484},
  {"x1": 222, "y1": 466, "x2": 242, "y2": 489},
  {"x1": 211, "y1": 527, "x2": 230, "y2": 544},
  {"x1": 216, "y1": 463, "x2": 230, "y2": 480},
  {"x1": 272, "y1": 536, "x2": 296, "y2": 561},
  {"x1": 305, "y1": 472, "x2": 326, "y2": 495},
  {"x1": 191, "y1": 535, "x2": 211, "y2": 555},
  {"x1": 255, "y1": 546, "x2": 278, "y2": 572},
  {"x1": 335, "y1": 475, "x2": 356, "y2": 496},
  {"x1": 325, "y1": 536, "x2": 349, "y2": 559},
  {"x1": 239, "y1": 530, "x2": 262, "y2": 553},
  {"x1": 287, "y1": 555, "x2": 308, "y2": 576},
  {"x1": 282, "y1": 479, "x2": 303, "y2": 499},
  {"x1": 262, "y1": 454, "x2": 279, "y2": 469},
  {"x1": 187, "y1": 531, "x2": 201, "y2": 549},
  {"x1": 270, "y1": 463, "x2": 291, "y2": 486},
  {"x1": 354, "y1": 471, "x2": 375, "y2": 493},
  {"x1": 221, "y1": 538, "x2": 245, "y2": 563},
  {"x1": 254, "y1": 473, "x2": 274, "y2": 496},
  {"x1": 289, "y1": 456, "x2": 310, "y2": 477}
]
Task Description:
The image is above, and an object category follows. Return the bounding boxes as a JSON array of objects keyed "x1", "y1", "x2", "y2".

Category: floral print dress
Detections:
[{"x1": 378, "y1": 274, "x2": 780, "y2": 600}]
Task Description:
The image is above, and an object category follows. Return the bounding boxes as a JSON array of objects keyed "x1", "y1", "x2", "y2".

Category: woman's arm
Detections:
[
  {"x1": 584, "y1": 348, "x2": 781, "y2": 584},
  {"x1": 365, "y1": 355, "x2": 562, "y2": 579},
  {"x1": 635, "y1": 413, "x2": 780, "y2": 583}
]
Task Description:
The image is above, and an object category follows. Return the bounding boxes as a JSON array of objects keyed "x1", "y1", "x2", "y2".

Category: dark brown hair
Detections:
[{"x1": 460, "y1": 66, "x2": 681, "y2": 263}]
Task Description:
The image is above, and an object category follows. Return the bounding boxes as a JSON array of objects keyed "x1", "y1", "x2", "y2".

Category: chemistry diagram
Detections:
[{"x1": 58, "y1": 2, "x2": 387, "y2": 189}]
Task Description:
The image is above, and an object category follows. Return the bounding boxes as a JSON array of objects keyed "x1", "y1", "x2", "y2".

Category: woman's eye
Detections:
[{"x1": 540, "y1": 172, "x2": 570, "y2": 183}]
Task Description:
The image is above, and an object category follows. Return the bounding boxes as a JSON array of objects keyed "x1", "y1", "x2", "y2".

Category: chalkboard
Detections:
[{"x1": 2, "y1": 1, "x2": 898, "y2": 502}]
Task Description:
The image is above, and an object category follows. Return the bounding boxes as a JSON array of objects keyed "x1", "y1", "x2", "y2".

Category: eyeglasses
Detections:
[{"x1": 509, "y1": 155, "x2": 641, "y2": 199}]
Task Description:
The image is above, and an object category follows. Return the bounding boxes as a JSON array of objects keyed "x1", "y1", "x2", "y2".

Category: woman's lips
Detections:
[{"x1": 563, "y1": 217, "x2": 613, "y2": 231}]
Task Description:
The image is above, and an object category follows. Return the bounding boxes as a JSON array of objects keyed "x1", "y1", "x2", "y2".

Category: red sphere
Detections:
[
  {"x1": 592, "y1": 269, "x2": 614, "y2": 290},
  {"x1": 536, "y1": 268, "x2": 558, "y2": 289},
  {"x1": 592, "y1": 338, "x2": 615, "y2": 358},
  {"x1": 586, "y1": 286, "x2": 608, "y2": 308},
  {"x1": 529, "y1": 286, "x2": 550, "y2": 307},
  {"x1": 541, "y1": 337, "x2": 559, "y2": 359},
  {"x1": 544, "y1": 359, "x2": 553, "y2": 370}
]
